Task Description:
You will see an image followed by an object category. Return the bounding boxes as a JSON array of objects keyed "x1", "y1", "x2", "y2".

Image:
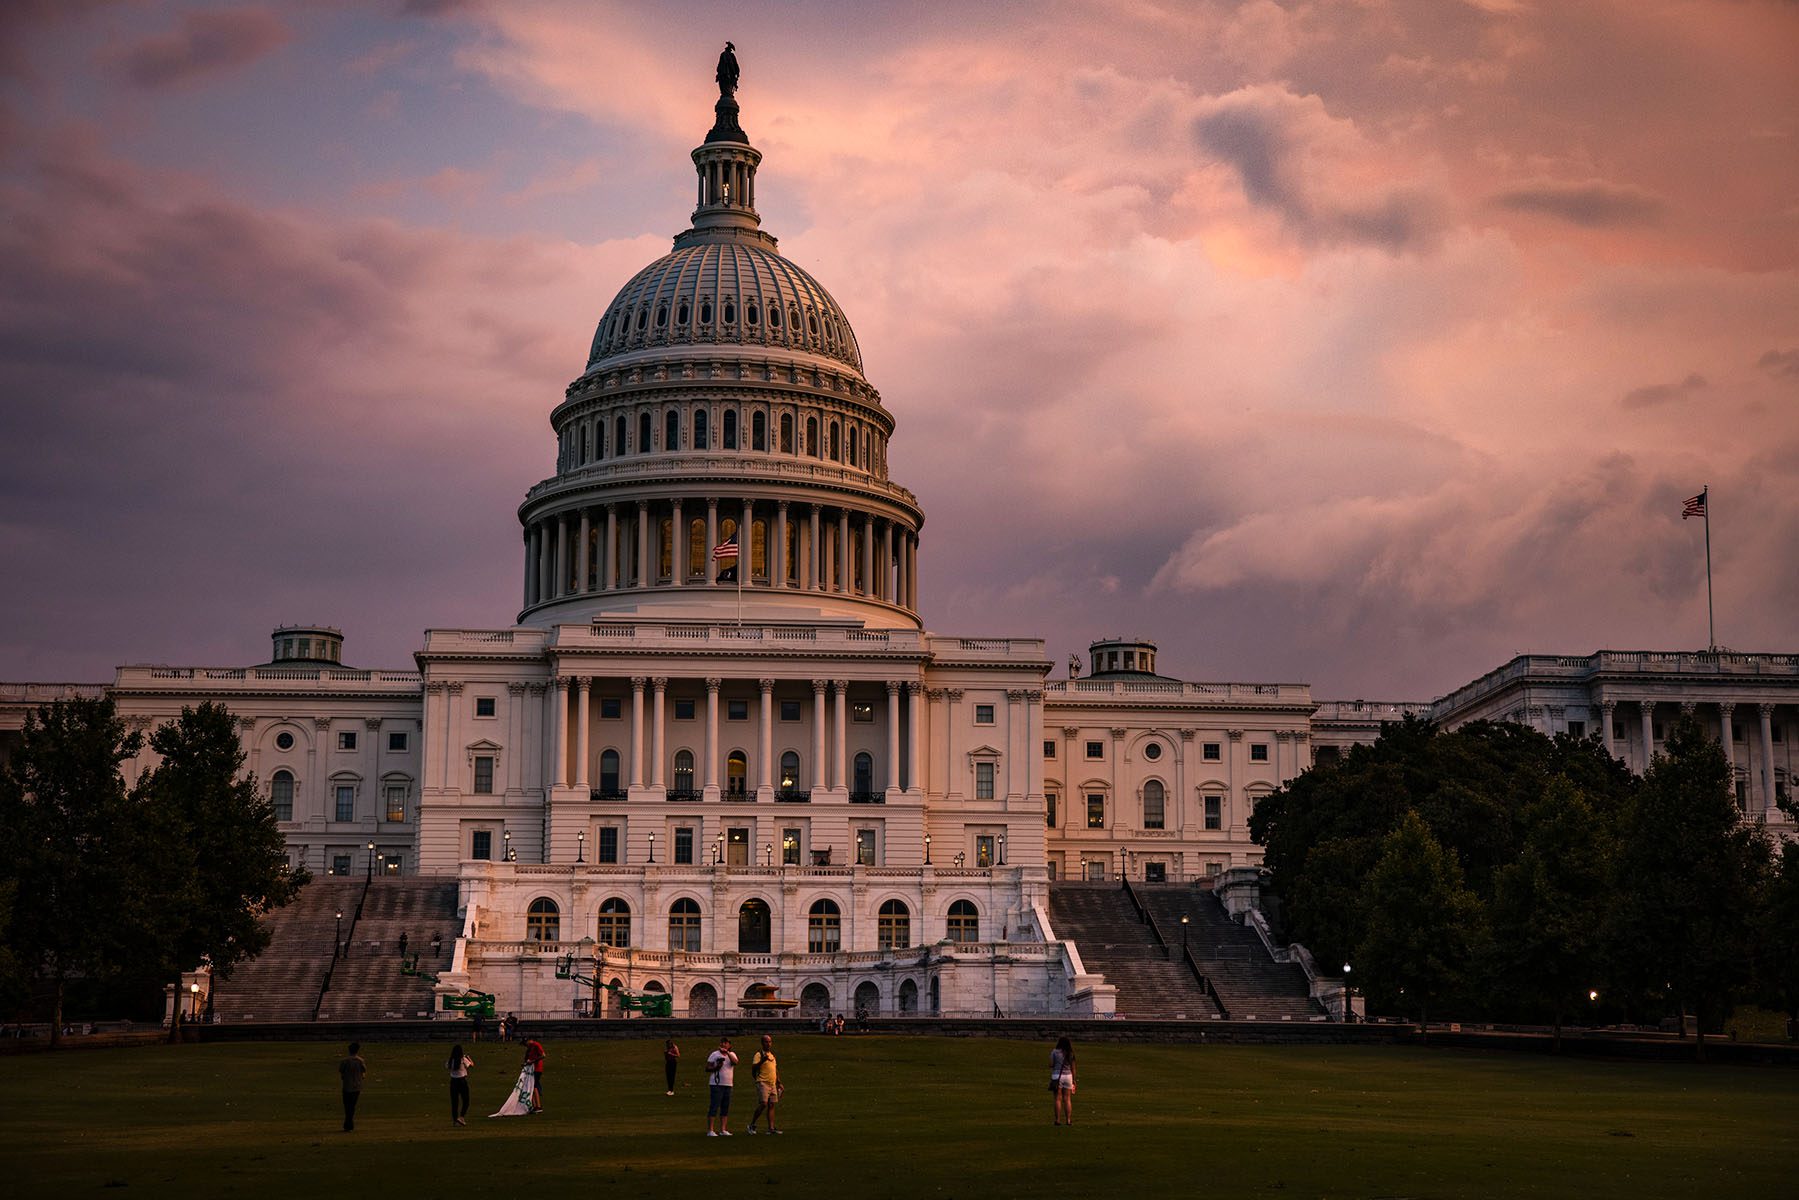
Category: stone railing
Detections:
[
  {"x1": 556, "y1": 623, "x2": 927, "y2": 653},
  {"x1": 423, "y1": 628, "x2": 552, "y2": 653},
  {"x1": 1312, "y1": 700, "x2": 1433, "y2": 723},
  {"x1": 522, "y1": 454, "x2": 921, "y2": 512},
  {"x1": 1432, "y1": 650, "x2": 1799, "y2": 716},
  {"x1": 1045, "y1": 680, "x2": 1310, "y2": 702},
  {"x1": 0, "y1": 682, "x2": 107, "y2": 704},
  {"x1": 114, "y1": 665, "x2": 421, "y2": 689}
]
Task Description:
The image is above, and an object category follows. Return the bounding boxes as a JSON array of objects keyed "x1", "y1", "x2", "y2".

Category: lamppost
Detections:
[
  {"x1": 189, "y1": 982, "x2": 201, "y2": 1022},
  {"x1": 576, "y1": 831, "x2": 586, "y2": 864},
  {"x1": 763, "y1": 842, "x2": 773, "y2": 867},
  {"x1": 647, "y1": 832, "x2": 656, "y2": 863},
  {"x1": 954, "y1": 851, "x2": 966, "y2": 868},
  {"x1": 924, "y1": 834, "x2": 932, "y2": 865},
  {"x1": 365, "y1": 840, "x2": 376, "y2": 880},
  {"x1": 334, "y1": 910, "x2": 344, "y2": 960},
  {"x1": 1180, "y1": 913, "x2": 1190, "y2": 954},
  {"x1": 714, "y1": 832, "x2": 724, "y2": 866},
  {"x1": 503, "y1": 829, "x2": 515, "y2": 862},
  {"x1": 997, "y1": 833, "x2": 1006, "y2": 866},
  {"x1": 1342, "y1": 962, "x2": 1354, "y2": 1024}
]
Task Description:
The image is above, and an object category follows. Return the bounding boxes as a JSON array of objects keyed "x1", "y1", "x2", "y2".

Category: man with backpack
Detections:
[{"x1": 746, "y1": 1033, "x2": 783, "y2": 1134}]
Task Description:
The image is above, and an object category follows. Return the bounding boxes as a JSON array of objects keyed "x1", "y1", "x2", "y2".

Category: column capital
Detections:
[
  {"x1": 1760, "y1": 702, "x2": 1777, "y2": 718},
  {"x1": 886, "y1": 680, "x2": 902, "y2": 695},
  {"x1": 1600, "y1": 699, "x2": 1617, "y2": 713},
  {"x1": 1110, "y1": 727, "x2": 1126, "y2": 740},
  {"x1": 706, "y1": 677, "x2": 722, "y2": 692},
  {"x1": 1178, "y1": 729, "x2": 1195, "y2": 742},
  {"x1": 777, "y1": 499, "x2": 790, "y2": 512},
  {"x1": 1006, "y1": 689, "x2": 1028, "y2": 701},
  {"x1": 1718, "y1": 700, "x2": 1736, "y2": 715},
  {"x1": 831, "y1": 678, "x2": 851, "y2": 692},
  {"x1": 425, "y1": 681, "x2": 448, "y2": 695},
  {"x1": 507, "y1": 682, "x2": 527, "y2": 696},
  {"x1": 812, "y1": 678, "x2": 828, "y2": 693},
  {"x1": 1275, "y1": 729, "x2": 1294, "y2": 741},
  {"x1": 945, "y1": 688, "x2": 964, "y2": 702},
  {"x1": 652, "y1": 676, "x2": 669, "y2": 690},
  {"x1": 1062, "y1": 725, "x2": 1080, "y2": 737},
  {"x1": 759, "y1": 678, "x2": 776, "y2": 693},
  {"x1": 1227, "y1": 729, "x2": 1245, "y2": 741},
  {"x1": 1679, "y1": 700, "x2": 1697, "y2": 715},
  {"x1": 525, "y1": 682, "x2": 547, "y2": 696},
  {"x1": 631, "y1": 676, "x2": 648, "y2": 691},
  {"x1": 636, "y1": 498, "x2": 650, "y2": 511},
  {"x1": 364, "y1": 717, "x2": 383, "y2": 731},
  {"x1": 445, "y1": 681, "x2": 465, "y2": 695}
]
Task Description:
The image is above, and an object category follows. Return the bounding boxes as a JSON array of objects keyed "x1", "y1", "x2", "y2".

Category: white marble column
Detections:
[
  {"x1": 882, "y1": 521, "x2": 895, "y2": 601},
  {"x1": 629, "y1": 676, "x2": 646, "y2": 789},
  {"x1": 907, "y1": 683, "x2": 923, "y2": 793},
  {"x1": 808, "y1": 505, "x2": 821, "y2": 590},
  {"x1": 706, "y1": 498, "x2": 719, "y2": 586},
  {"x1": 705, "y1": 677, "x2": 721, "y2": 795},
  {"x1": 670, "y1": 499, "x2": 684, "y2": 586},
  {"x1": 1639, "y1": 701, "x2": 1655, "y2": 772},
  {"x1": 812, "y1": 679, "x2": 828, "y2": 789},
  {"x1": 506, "y1": 682, "x2": 526, "y2": 793},
  {"x1": 776, "y1": 501, "x2": 790, "y2": 588},
  {"x1": 837, "y1": 510, "x2": 850, "y2": 593},
  {"x1": 577, "y1": 510, "x2": 591, "y2": 594},
  {"x1": 862, "y1": 518, "x2": 874, "y2": 596},
  {"x1": 1759, "y1": 703, "x2": 1777, "y2": 819},
  {"x1": 742, "y1": 498, "x2": 755, "y2": 583},
  {"x1": 832, "y1": 679, "x2": 849, "y2": 790},
  {"x1": 1719, "y1": 702, "x2": 1737, "y2": 794},
  {"x1": 1599, "y1": 699, "x2": 1616, "y2": 756},
  {"x1": 886, "y1": 681, "x2": 902, "y2": 791},
  {"x1": 554, "y1": 516, "x2": 568, "y2": 598},
  {"x1": 523, "y1": 529, "x2": 537, "y2": 607},
  {"x1": 604, "y1": 505, "x2": 619, "y2": 590},
  {"x1": 574, "y1": 677, "x2": 591, "y2": 789},
  {"x1": 1005, "y1": 689, "x2": 1025, "y2": 800},
  {"x1": 944, "y1": 689, "x2": 962, "y2": 798},
  {"x1": 636, "y1": 500, "x2": 651, "y2": 587},
  {"x1": 651, "y1": 677, "x2": 668, "y2": 789},
  {"x1": 549, "y1": 677, "x2": 566, "y2": 789},
  {"x1": 758, "y1": 679, "x2": 775, "y2": 795}
]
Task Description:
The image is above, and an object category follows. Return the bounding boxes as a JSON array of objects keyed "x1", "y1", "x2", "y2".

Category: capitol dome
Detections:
[{"x1": 587, "y1": 242, "x2": 865, "y2": 376}]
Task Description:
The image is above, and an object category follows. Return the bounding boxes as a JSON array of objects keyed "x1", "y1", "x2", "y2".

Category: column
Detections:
[
  {"x1": 506, "y1": 682, "x2": 527, "y2": 792},
  {"x1": 944, "y1": 689, "x2": 962, "y2": 798},
  {"x1": 574, "y1": 677, "x2": 591, "y2": 789},
  {"x1": 907, "y1": 683, "x2": 923, "y2": 792},
  {"x1": 886, "y1": 681, "x2": 902, "y2": 791},
  {"x1": 862, "y1": 518, "x2": 875, "y2": 596},
  {"x1": 1599, "y1": 699, "x2": 1616, "y2": 755},
  {"x1": 549, "y1": 677, "x2": 567, "y2": 790},
  {"x1": 1719, "y1": 701, "x2": 1737, "y2": 786},
  {"x1": 604, "y1": 505, "x2": 619, "y2": 590},
  {"x1": 808, "y1": 505, "x2": 822, "y2": 590},
  {"x1": 832, "y1": 680, "x2": 849, "y2": 790},
  {"x1": 895, "y1": 528, "x2": 907, "y2": 609},
  {"x1": 758, "y1": 679, "x2": 775, "y2": 794},
  {"x1": 1759, "y1": 704, "x2": 1777, "y2": 819},
  {"x1": 705, "y1": 678, "x2": 721, "y2": 794},
  {"x1": 629, "y1": 677, "x2": 646, "y2": 789},
  {"x1": 537, "y1": 521, "x2": 552, "y2": 603},
  {"x1": 523, "y1": 529, "x2": 537, "y2": 607},
  {"x1": 1226, "y1": 728, "x2": 1245, "y2": 834},
  {"x1": 1005, "y1": 690, "x2": 1026, "y2": 800},
  {"x1": 742, "y1": 498, "x2": 755, "y2": 583},
  {"x1": 776, "y1": 501, "x2": 790, "y2": 588},
  {"x1": 555, "y1": 516, "x2": 569, "y2": 598},
  {"x1": 706, "y1": 498, "x2": 719, "y2": 585},
  {"x1": 636, "y1": 500, "x2": 651, "y2": 586},
  {"x1": 910, "y1": 534, "x2": 920, "y2": 609},
  {"x1": 837, "y1": 510, "x2": 850, "y2": 593},
  {"x1": 577, "y1": 510, "x2": 591, "y2": 594},
  {"x1": 651, "y1": 677, "x2": 668, "y2": 789},
  {"x1": 882, "y1": 521, "x2": 895, "y2": 602},
  {"x1": 670, "y1": 499, "x2": 684, "y2": 586},
  {"x1": 1640, "y1": 701, "x2": 1655, "y2": 772},
  {"x1": 1175, "y1": 730, "x2": 1190, "y2": 834},
  {"x1": 811, "y1": 680, "x2": 828, "y2": 790}
]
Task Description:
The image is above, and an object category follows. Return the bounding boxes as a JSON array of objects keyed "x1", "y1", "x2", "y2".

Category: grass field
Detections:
[{"x1": 4, "y1": 1036, "x2": 1796, "y2": 1199}]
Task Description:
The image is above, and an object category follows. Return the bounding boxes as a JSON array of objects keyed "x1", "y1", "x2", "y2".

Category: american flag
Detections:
[
  {"x1": 712, "y1": 534, "x2": 739, "y2": 561},
  {"x1": 1681, "y1": 490, "x2": 1707, "y2": 520}
]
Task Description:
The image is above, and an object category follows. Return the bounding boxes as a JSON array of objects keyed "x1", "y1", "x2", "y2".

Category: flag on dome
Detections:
[
  {"x1": 714, "y1": 533, "x2": 739, "y2": 581},
  {"x1": 1681, "y1": 490, "x2": 1707, "y2": 520}
]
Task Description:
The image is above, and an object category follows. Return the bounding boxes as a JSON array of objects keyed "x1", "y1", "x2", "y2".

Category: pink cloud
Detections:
[{"x1": 112, "y1": 7, "x2": 290, "y2": 90}]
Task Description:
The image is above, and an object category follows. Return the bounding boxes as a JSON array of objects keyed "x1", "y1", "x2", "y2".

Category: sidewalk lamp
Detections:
[
  {"x1": 334, "y1": 910, "x2": 343, "y2": 959},
  {"x1": 1342, "y1": 962, "x2": 1354, "y2": 1023},
  {"x1": 365, "y1": 840, "x2": 376, "y2": 880},
  {"x1": 188, "y1": 982, "x2": 201, "y2": 1021},
  {"x1": 764, "y1": 842, "x2": 773, "y2": 867},
  {"x1": 647, "y1": 832, "x2": 656, "y2": 863},
  {"x1": 998, "y1": 834, "x2": 1006, "y2": 865},
  {"x1": 924, "y1": 834, "x2": 932, "y2": 865},
  {"x1": 576, "y1": 831, "x2": 585, "y2": 864},
  {"x1": 503, "y1": 829, "x2": 515, "y2": 862},
  {"x1": 714, "y1": 832, "x2": 725, "y2": 865},
  {"x1": 1181, "y1": 913, "x2": 1190, "y2": 954}
]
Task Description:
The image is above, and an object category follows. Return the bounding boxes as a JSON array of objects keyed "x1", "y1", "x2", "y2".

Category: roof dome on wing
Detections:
[{"x1": 586, "y1": 241, "x2": 864, "y2": 375}]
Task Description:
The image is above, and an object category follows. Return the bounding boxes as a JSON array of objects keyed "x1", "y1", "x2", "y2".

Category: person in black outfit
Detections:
[
  {"x1": 447, "y1": 1043, "x2": 472, "y2": 1126},
  {"x1": 339, "y1": 1042, "x2": 367, "y2": 1132}
]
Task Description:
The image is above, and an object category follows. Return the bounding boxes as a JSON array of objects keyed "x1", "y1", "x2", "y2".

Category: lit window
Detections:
[
  {"x1": 976, "y1": 835, "x2": 995, "y2": 867},
  {"x1": 974, "y1": 704, "x2": 995, "y2": 725},
  {"x1": 673, "y1": 750, "x2": 695, "y2": 792},
  {"x1": 852, "y1": 703, "x2": 874, "y2": 723},
  {"x1": 527, "y1": 899, "x2": 560, "y2": 942},
  {"x1": 856, "y1": 828, "x2": 876, "y2": 866},
  {"x1": 1086, "y1": 793, "x2": 1104, "y2": 829},
  {"x1": 473, "y1": 756, "x2": 494, "y2": 794},
  {"x1": 384, "y1": 785, "x2": 406, "y2": 823},
  {"x1": 782, "y1": 828, "x2": 801, "y2": 866}
]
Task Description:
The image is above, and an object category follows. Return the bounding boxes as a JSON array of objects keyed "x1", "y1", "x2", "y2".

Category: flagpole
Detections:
[{"x1": 1703, "y1": 485, "x2": 1714, "y2": 650}]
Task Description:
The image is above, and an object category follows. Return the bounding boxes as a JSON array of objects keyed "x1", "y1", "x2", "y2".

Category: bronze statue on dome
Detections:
[{"x1": 716, "y1": 42, "x2": 739, "y2": 97}]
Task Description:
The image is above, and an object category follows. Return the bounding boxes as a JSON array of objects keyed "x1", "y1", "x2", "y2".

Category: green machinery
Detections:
[
  {"x1": 401, "y1": 953, "x2": 496, "y2": 1020},
  {"x1": 554, "y1": 953, "x2": 674, "y2": 1017}
]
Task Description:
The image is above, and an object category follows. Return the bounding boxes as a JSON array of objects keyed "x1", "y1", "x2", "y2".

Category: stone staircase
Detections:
[
  {"x1": 209, "y1": 879, "x2": 366, "y2": 1022},
  {"x1": 1133, "y1": 884, "x2": 1323, "y2": 1021},
  {"x1": 316, "y1": 879, "x2": 461, "y2": 1021},
  {"x1": 1047, "y1": 883, "x2": 1221, "y2": 1019}
]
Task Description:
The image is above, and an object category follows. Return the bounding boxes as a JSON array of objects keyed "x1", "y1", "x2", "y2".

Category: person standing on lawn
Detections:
[
  {"x1": 338, "y1": 1042, "x2": 367, "y2": 1132},
  {"x1": 705, "y1": 1035, "x2": 738, "y2": 1137},
  {"x1": 746, "y1": 1034, "x2": 782, "y2": 1134},
  {"x1": 664, "y1": 1038, "x2": 681, "y2": 1096},
  {"x1": 1050, "y1": 1035, "x2": 1076, "y2": 1126},
  {"x1": 447, "y1": 1043, "x2": 473, "y2": 1126},
  {"x1": 523, "y1": 1035, "x2": 546, "y2": 1113}
]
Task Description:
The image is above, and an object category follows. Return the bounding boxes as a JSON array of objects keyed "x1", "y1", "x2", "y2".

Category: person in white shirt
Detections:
[{"x1": 705, "y1": 1036, "x2": 739, "y2": 1136}]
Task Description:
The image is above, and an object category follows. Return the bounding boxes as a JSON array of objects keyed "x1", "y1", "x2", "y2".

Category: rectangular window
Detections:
[
  {"x1": 388, "y1": 731, "x2": 408, "y2": 752},
  {"x1": 852, "y1": 703, "x2": 875, "y2": 723},
  {"x1": 975, "y1": 762, "x2": 995, "y2": 800},
  {"x1": 675, "y1": 698, "x2": 696, "y2": 720},
  {"x1": 472, "y1": 831, "x2": 492, "y2": 861},
  {"x1": 1045, "y1": 792, "x2": 1057, "y2": 828},
  {"x1": 1143, "y1": 791, "x2": 1165, "y2": 829},
  {"x1": 384, "y1": 785, "x2": 406, "y2": 823},
  {"x1": 473, "y1": 756, "x2": 494, "y2": 794},
  {"x1": 598, "y1": 827, "x2": 619, "y2": 864},
  {"x1": 780, "y1": 700, "x2": 802, "y2": 721},
  {"x1": 1043, "y1": 740, "x2": 1056, "y2": 758},
  {"x1": 475, "y1": 697, "x2": 496, "y2": 718},
  {"x1": 1250, "y1": 744, "x2": 1269, "y2": 762},
  {"x1": 976, "y1": 835, "x2": 995, "y2": 867},
  {"x1": 1204, "y1": 796, "x2": 1223, "y2": 830},
  {"x1": 782, "y1": 828, "x2": 802, "y2": 866},
  {"x1": 1144, "y1": 862, "x2": 1166, "y2": 883},
  {"x1": 1046, "y1": 859, "x2": 1058, "y2": 881},
  {"x1": 1206, "y1": 861, "x2": 1224, "y2": 879},
  {"x1": 601, "y1": 698, "x2": 623, "y2": 720},
  {"x1": 727, "y1": 700, "x2": 749, "y2": 721},
  {"x1": 1085, "y1": 741, "x2": 1104, "y2": 760},
  {"x1": 974, "y1": 704, "x2": 995, "y2": 725},
  {"x1": 332, "y1": 854, "x2": 352, "y2": 876},
  {"x1": 1085, "y1": 860, "x2": 1107, "y2": 882},
  {"x1": 335, "y1": 785, "x2": 354, "y2": 822},
  {"x1": 1087, "y1": 793, "x2": 1105, "y2": 829},
  {"x1": 1567, "y1": 720, "x2": 1586, "y2": 739},
  {"x1": 1203, "y1": 742, "x2": 1221, "y2": 761},
  {"x1": 855, "y1": 828, "x2": 877, "y2": 866},
  {"x1": 674, "y1": 827, "x2": 695, "y2": 865},
  {"x1": 338, "y1": 731, "x2": 357, "y2": 751}
]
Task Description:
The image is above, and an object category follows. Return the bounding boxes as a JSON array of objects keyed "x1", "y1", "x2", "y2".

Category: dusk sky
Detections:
[{"x1": 2, "y1": 1, "x2": 1795, "y2": 698}]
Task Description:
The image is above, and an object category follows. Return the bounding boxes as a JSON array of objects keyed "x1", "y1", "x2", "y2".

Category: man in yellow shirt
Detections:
[{"x1": 746, "y1": 1033, "x2": 783, "y2": 1134}]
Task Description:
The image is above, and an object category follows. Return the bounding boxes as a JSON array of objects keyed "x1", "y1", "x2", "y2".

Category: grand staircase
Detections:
[
  {"x1": 209, "y1": 878, "x2": 460, "y2": 1022},
  {"x1": 1048, "y1": 883, "x2": 1221, "y2": 1019},
  {"x1": 1048, "y1": 882, "x2": 1324, "y2": 1020}
]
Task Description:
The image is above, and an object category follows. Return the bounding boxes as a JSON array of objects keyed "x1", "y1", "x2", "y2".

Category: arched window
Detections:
[
  {"x1": 527, "y1": 898, "x2": 560, "y2": 942},
  {"x1": 615, "y1": 414, "x2": 626, "y2": 455},
  {"x1": 723, "y1": 299, "x2": 736, "y2": 324},
  {"x1": 829, "y1": 421, "x2": 841, "y2": 460},
  {"x1": 800, "y1": 982, "x2": 831, "y2": 1015},
  {"x1": 595, "y1": 420, "x2": 606, "y2": 459},
  {"x1": 270, "y1": 770, "x2": 294, "y2": 821},
  {"x1": 658, "y1": 518, "x2": 673, "y2": 580},
  {"x1": 726, "y1": 751, "x2": 748, "y2": 798},
  {"x1": 700, "y1": 299, "x2": 713, "y2": 324},
  {"x1": 673, "y1": 749, "x2": 695, "y2": 794},
  {"x1": 1143, "y1": 779, "x2": 1166, "y2": 830},
  {"x1": 847, "y1": 424, "x2": 858, "y2": 466},
  {"x1": 947, "y1": 900, "x2": 979, "y2": 943},
  {"x1": 898, "y1": 978, "x2": 918, "y2": 1013},
  {"x1": 693, "y1": 407, "x2": 709, "y2": 450},
  {"x1": 677, "y1": 300, "x2": 690, "y2": 325},
  {"x1": 768, "y1": 304, "x2": 781, "y2": 329},
  {"x1": 746, "y1": 300, "x2": 759, "y2": 327},
  {"x1": 878, "y1": 899, "x2": 910, "y2": 951},
  {"x1": 665, "y1": 408, "x2": 680, "y2": 451},
  {"x1": 808, "y1": 898, "x2": 842, "y2": 952},
  {"x1": 854, "y1": 980, "x2": 879, "y2": 1016},
  {"x1": 581, "y1": 424, "x2": 590, "y2": 463},
  {"x1": 635, "y1": 306, "x2": 647, "y2": 331},
  {"x1": 688, "y1": 981, "x2": 718, "y2": 1017},
  {"x1": 688, "y1": 518, "x2": 706, "y2": 579},
  {"x1": 780, "y1": 412, "x2": 794, "y2": 453},
  {"x1": 669, "y1": 898, "x2": 702, "y2": 952},
  {"x1": 807, "y1": 310, "x2": 818, "y2": 335},
  {"x1": 596, "y1": 897, "x2": 631, "y2": 947},
  {"x1": 853, "y1": 752, "x2": 873, "y2": 796},
  {"x1": 779, "y1": 750, "x2": 801, "y2": 793},
  {"x1": 599, "y1": 749, "x2": 620, "y2": 793},
  {"x1": 738, "y1": 898, "x2": 771, "y2": 953},
  {"x1": 655, "y1": 303, "x2": 667, "y2": 328},
  {"x1": 723, "y1": 408, "x2": 738, "y2": 449},
  {"x1": 638, "y1": 411, "x2": 651, "y2": 453},
  {"x1": 806, "y1": 416, "x2": 818, "y2": 456},
  {"x1": 752, "y1": 410, "x2": 767, "y2": 451}
]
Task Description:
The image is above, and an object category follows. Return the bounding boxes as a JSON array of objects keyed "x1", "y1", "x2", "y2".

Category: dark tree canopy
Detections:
[{"x1": 1356, "y1": 810, "x2": 1486, "y2": 1029}]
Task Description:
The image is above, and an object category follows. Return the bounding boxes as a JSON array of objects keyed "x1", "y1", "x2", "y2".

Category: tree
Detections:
[
  {"x1": 1489, "y1": 775, "x2": 1614, "y2": 1049},
  {"x1": 133, "y1": 702, "x2": 307, "y2": 986},
  {"x1": 1355, "y1": 811, "x2": 1485, "y2": 1036},
  {"x1": 1605, "y1": 718, "x2": 1771, "y2": 1060},
  {"x1": 0, "y1": 697, "x2": 152, "y2": 1045}
]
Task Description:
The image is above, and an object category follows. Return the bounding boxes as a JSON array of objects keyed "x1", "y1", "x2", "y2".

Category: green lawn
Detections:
[{"x1": 4, "y1": 1036, "x2": 1795, "y2": 1198}]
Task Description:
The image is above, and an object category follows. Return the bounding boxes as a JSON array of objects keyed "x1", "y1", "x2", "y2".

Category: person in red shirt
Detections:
[{"x1": 522, "y1": 1037, "x2": 546, "y2": 1113}]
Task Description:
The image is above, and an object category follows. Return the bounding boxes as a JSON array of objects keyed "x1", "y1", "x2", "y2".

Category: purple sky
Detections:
[{"x1": 2, "y1": 1, "x2": 1795, "y2": 698}]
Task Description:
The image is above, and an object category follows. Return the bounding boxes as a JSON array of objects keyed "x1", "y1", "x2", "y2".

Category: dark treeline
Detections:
[
  {"x1": 1252, "y1": 716, "x2": 1795, "y2": 1056},
  {"x1": 0, "y1": 697, "x2": 305, "y2": 1043}
]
